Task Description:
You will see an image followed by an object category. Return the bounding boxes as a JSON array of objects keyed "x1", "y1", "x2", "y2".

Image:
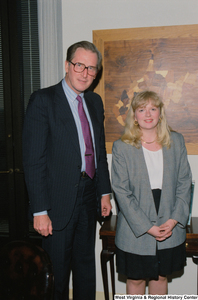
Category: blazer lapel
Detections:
[
  {"x1": 138, "y1": 146, "x2": 159, "y2": 218},
  {"x1": 139, "y1": 146, "x2": 152, "y2": 189},
  {"x1": 158, "y1": 146, "x2": 172, "y2": 216}
]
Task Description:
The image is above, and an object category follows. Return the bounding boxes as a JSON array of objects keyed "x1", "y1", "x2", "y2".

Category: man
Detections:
[{"x1": 23, "y1": 41, "x2": 112, "y2": 300}]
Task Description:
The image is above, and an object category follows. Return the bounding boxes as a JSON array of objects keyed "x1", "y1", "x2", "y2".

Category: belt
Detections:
[{"x1": 81, "y1": 171, "x2": 89, "y2": 178}]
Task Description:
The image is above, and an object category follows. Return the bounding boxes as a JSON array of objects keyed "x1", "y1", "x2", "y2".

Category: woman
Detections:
[{"x1": 111, "y1": 91, "x2": 192, "y2": 295}]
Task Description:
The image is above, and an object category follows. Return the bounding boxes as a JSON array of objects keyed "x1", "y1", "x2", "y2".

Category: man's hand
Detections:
[
  {"x1": 33, "y1": 214, "x2": 53, "y2": 237},
  {"x1": 101, "y1": 194, "x2": 112, "y2": 217}
]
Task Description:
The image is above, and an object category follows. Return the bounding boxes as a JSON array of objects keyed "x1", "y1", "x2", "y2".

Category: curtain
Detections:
[{"x1": 37, "y1": 0, "x2": 63, "y2": 88}]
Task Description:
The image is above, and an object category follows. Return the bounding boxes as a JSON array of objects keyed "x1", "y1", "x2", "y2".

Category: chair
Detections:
[{"x1": 0, "y1": 240, "x2": 54, "y2": 300}]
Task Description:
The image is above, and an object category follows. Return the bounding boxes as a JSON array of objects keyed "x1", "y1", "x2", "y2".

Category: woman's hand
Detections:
[
  {"x1": 147, "y1": 224, "x2": 172, "y2": 241},
  {"x1": 148, "y1": 219, "x2": 177, "y2": 241},
  {"x1": 159, "y1": 219, "x2": 178, "y2": 236}
]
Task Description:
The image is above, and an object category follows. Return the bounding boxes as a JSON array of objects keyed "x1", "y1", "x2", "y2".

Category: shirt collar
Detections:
[{"x1": 62, "y1": 78, "x2": 84, "y2": 102}]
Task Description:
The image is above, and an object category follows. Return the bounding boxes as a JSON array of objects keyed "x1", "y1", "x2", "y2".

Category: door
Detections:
[{"x1": 0, "y1": 0, "x2": 41, "y2": 246}]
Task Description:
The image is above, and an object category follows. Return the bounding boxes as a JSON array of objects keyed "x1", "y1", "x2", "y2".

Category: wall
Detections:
[{"x1": 61, "y1": 0, "x2": 198, "y2": 295}]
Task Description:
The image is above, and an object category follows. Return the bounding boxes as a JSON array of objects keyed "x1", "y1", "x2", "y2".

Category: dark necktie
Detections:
[{"x1": 77, "y1": 95, "x2": 95, "y2": 179}]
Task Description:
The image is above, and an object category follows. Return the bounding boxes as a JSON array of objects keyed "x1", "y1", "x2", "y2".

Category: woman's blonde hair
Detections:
[{"x1": 121, "y1": 90, "x2": 171, "y2": 148}]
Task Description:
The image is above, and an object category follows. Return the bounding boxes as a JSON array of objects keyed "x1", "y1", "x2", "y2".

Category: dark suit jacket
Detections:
[{"x1": 22, "y1": 81, "x2": 111, "y2": 230}]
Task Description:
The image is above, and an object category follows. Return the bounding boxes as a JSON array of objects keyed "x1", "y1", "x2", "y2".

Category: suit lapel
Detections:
[
  {"x1": 84, "y1": 94, "x2": 100, "y2": 158},
  {"x1": 54, "y1": 82, "x2": 81, "y2": 156},
  {"x1": 54, "y1": 85, "x2": 100, "y2": 160}
]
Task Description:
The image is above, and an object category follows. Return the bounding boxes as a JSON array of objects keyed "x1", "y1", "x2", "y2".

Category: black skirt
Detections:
[{"x1": 116, "y1": 189, "x2": 186, "y2": 280}]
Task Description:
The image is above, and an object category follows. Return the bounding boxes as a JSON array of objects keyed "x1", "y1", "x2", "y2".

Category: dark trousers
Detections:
[{"x1": 42, "y1": 176, "x2": 97, "y2": 300}]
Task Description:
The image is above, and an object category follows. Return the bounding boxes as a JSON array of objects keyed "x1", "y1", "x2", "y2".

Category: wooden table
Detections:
[{"x1": 99, "y1": 215, "x2": 198, "y2": 300}]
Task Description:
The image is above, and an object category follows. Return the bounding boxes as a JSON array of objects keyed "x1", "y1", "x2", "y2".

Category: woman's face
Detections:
[{"x1": 134, "y1": 100, "x2": 160, "y2": 132}]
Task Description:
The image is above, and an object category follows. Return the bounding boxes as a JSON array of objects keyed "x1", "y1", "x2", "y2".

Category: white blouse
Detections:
[{"x1": 142, "y1": 146, "x2": 163, "y2": 189}]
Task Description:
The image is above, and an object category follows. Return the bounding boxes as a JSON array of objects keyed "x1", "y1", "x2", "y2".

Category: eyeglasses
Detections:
[{"x1": 69, "y1": 61, "x2": 98, "y2": 77}]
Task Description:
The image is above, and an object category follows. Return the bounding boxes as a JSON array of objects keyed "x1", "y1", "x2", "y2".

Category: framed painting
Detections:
[{"x1": 93, "y1": 25, "x2": 198, "y2": 154}]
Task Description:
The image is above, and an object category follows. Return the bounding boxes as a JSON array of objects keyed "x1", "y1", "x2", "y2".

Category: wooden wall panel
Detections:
[{"x1": 93, "y1": 25, "x2": 198, "y2": 154}]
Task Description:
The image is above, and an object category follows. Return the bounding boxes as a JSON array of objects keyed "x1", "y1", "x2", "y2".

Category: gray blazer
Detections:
[{"x1": 111, "y1": 132, "x2": 192, "y2": 255}]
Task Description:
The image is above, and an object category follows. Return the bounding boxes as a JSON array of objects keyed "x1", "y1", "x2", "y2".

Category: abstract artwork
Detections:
[{"x1": 93, "y1": 25, "x2": 198, "y2": 154}]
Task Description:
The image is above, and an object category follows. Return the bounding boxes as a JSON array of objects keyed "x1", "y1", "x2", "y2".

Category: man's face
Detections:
[{"x1": 65, "y1": 48, "x2": 98, "y2": 94}]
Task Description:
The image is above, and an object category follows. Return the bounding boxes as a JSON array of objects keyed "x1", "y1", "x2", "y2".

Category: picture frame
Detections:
[{"x1": 93, "y1": 25, "x2": 198, "y2": 154}]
